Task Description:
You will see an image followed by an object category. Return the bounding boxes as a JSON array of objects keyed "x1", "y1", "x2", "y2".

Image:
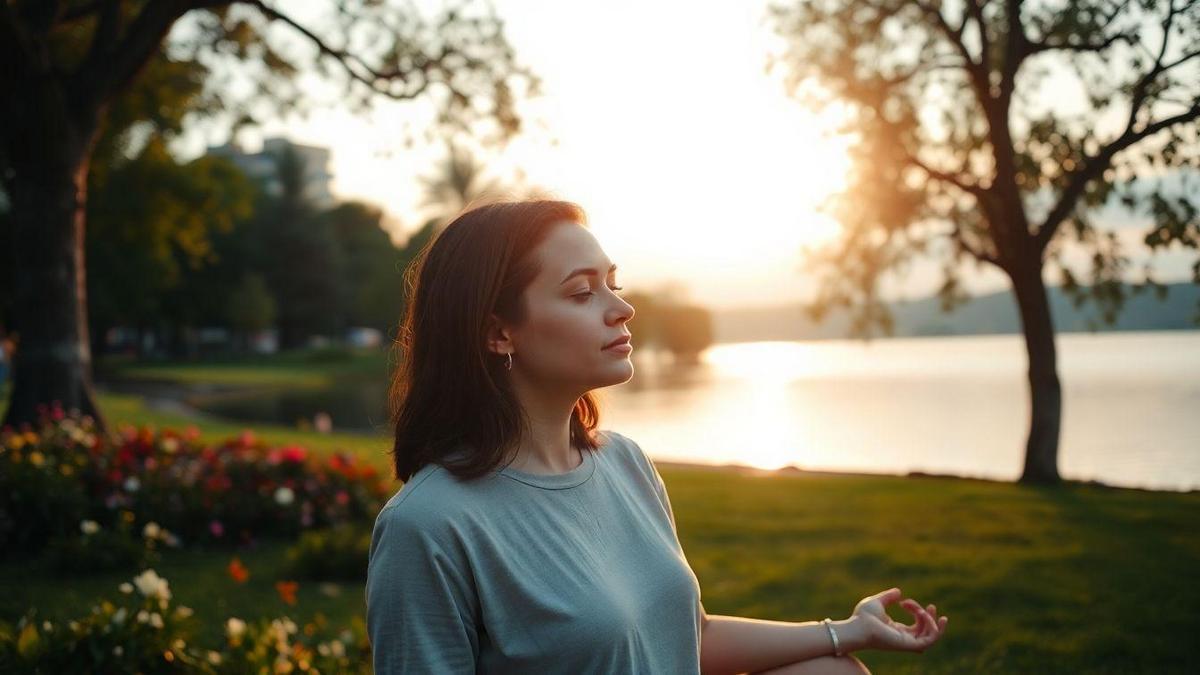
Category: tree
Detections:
[
  {"x1": 767, "y1": 0, "x2": 1200, "y2": 484},
  {"x1": 418, "y1": 137, "x2": 507, "y2": 224},
  {"x1": 86, "y1": 137, "x2": 256, "y2": 359},
  {"x1": 257, "y1": 143, "x2": 348, "y2": 349},
  {"x1": 0, "y1": 1, "x2": 537, "y2": 433},
  {"x1": 322, "y1": 201, "x2": 406, "y2": 333},
  {"x1": 226, "y1": 272, "x2": 276, "y2": 352}
]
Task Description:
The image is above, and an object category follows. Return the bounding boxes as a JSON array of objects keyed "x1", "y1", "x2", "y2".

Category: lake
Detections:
[{"x1": 191, "y1": 330, "x2": 1200, "y2": 492}]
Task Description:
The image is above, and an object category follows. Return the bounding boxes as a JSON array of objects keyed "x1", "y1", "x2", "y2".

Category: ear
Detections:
[{"x1": 485, "y1": 313, "x2": 514, "y2": 356}]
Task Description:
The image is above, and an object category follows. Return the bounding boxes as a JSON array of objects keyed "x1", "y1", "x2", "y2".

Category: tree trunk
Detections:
[
  {"x1": 1009, "y1": 257, "x2": 1063, "y2": 484},
  {"x1": 2, "y1": 140, "x2": 107, "y2": 433}
]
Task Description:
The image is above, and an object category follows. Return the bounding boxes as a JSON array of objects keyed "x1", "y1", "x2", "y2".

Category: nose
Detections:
[{"x1": 609, "y1": 295, "x2": 634, "y2": 324}]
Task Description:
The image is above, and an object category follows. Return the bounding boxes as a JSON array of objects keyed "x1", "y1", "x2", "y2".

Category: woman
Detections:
[{"x1": 366, "y1": 200, "x2": 948, "y2": 674}]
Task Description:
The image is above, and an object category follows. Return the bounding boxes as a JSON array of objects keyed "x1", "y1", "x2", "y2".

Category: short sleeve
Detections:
[
  {"x1": 366, "y1": 505, "x2": 479, "y2": 674},
  {"x1": 615, "y1": 433, "x2": 708, "y2": 622},
  {"x1": 616, "y1": 432, "x2": 679, "y2": 536}
]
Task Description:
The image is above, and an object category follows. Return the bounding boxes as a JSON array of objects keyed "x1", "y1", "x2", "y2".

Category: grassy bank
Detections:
[
  {"x1": 3, "y1": 362, "x2": 1198, "y2": 672},
  {"x1": 93, "y1": 345, "x2": 392, "y2": 388}
]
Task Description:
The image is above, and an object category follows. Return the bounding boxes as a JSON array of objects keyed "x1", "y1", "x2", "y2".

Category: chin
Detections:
[{"x1": 598, "y1": 360, "x2": 635, "y2": 387}]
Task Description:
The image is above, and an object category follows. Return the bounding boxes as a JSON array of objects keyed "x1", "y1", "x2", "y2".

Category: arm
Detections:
[
  {"x1": 699, "y1": 588, "x2": 947, "y2": 675},
  {"x1": 366, "y1": 506, "x2": 480, "y2": 674},
  {"x1": 699, "y1": 614, "x2": 868, "y2": 675}
]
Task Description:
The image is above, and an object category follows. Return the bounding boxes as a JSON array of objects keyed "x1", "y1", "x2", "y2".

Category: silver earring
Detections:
[{"x1": 506, "y1": 352, "x2": 513, "y2": 371}]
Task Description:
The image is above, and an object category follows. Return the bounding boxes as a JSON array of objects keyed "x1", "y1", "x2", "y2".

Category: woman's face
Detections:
[{"x1": 495, "y1": 222, "x2": 636, "y2": 395}]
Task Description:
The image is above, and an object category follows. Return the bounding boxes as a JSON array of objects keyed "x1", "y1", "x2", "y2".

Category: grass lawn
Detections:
[{"x1": 2, "y1": 360, "x2": 1197, "y2": 672}]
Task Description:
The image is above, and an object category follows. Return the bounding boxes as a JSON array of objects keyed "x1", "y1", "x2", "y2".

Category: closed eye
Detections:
[{"x1": 573, "y1": 286, "x2": 624, "y2": 300}]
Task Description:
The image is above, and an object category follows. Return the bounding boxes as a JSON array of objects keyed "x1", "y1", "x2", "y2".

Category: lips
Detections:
[{"x1": 603, "y1": 334, "x2": 631, "y2": 349}]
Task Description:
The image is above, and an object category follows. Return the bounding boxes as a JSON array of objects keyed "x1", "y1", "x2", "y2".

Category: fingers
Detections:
[
  {"x1": 900, "y1": 599, "x2": 936, "y2": 637},
  {"x1": 925, "y1": 603, "x2": 949, "y2": 635},
  {"x1": 874, "y1": 587, "x2": 902, "y2": 605}
]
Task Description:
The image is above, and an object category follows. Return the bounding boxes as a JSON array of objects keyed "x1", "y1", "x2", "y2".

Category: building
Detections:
[{"x1": 206, "y1": 136, "x2": 336, "y2": 209}]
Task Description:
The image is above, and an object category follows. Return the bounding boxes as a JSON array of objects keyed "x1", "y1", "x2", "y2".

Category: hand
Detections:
[{"x1": 849, "y1": 587, "x2": 948, "y2": 653}]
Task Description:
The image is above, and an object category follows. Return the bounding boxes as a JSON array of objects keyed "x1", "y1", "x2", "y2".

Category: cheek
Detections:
[{"x1": 528, "y1": 302, "x2": 600, "y2": 349}]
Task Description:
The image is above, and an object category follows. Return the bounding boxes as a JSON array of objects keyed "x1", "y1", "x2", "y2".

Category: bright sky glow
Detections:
[{"x1": 171, "y1": 0, "x2": 1195, "y2": 311}]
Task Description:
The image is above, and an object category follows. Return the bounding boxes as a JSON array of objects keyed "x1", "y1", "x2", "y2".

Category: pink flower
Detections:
[{"x1": 209, "y1": 520, "x2": 224, "y2": 538}]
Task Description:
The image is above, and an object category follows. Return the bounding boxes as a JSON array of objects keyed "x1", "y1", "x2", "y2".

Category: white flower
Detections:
[
  {"x1": 330, "y1": 640, "x2": 345, "y2": 658},
  {"x1": 118, "y1": 582, "x2": 133, "y2": 594},
  {"x1": 317, "y1": 643, "x2": 331, "y2": 657},
  {"x1": 80, "y1": 520, "x2": 100, "y2": 535},
  {"x1": 142, "y1": 522, "x2": 161, "y2": 540},
  {"x1": 136, "y1": 610, "x2": 149, "y2": 624},
  {"x1": 123, "y1": 476, "x2": 140, "y2": 493},
  {"x1": 206, "y1": 651, "x2": 222, "y2": 665},
  {"x1": 226, "y1": 617, "x2": 246, "y2": 639},
  {"x1": 112, "y1": 608, "x2": 127, "y2": 625},
  {"x1": 68, "y1": 621, "x2": 80, "y2": 632},
  {"x1": 131, "y1": 569, "x2": 171, "y2": 606},
  {"x1": 149, "y1": 612, "x2": 164, "y2": 629},
  {"x1": 161, "y1": 437, "x2": 180, "y2": 454},
  {"x1": 175, "y1": 605, "x2": 194, "y2": 619},
  {"x1": 41, "y1": 621, "x2": 51, "y2": 632},
  {"x1": 113, "y1": 645, "x2": 124, "y2": 657},
  {"x1": 274, "y1": 486, "x2": 295, "y2": 506}
]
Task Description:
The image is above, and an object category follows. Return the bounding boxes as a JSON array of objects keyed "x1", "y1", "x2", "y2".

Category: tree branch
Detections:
[
  {"x1": 15, "y1": 0, "x2": 63, "y2": 36},
  {"x1": 70, "y1": 0, "x2": 192, "y2": 112},
  {"x1": 1034, "y1": 99, "x2": 1200, "y2": 254},
  {"x1": 80, "y1": 0, "x2": 122, "y2": 77},
  {"x1": 948, "y1": 222, "x2": 1003, "y2": 268},
  {"x1": 60, "y1": 1, "x2": 106, "y2": 24},
  {"x1": 0, "y1": 3, "x2": 38, "y2": 94},
  {"x1": 235, "y1": 0, "x2": 433, "y2": 99},
  {"x1": 909, "y1": 154, "x2": 986, "y2": 198},
  {"x1": 912, "y1": 0, "x2": 990, "y2": 100},
  {"x1": 1027, "y1": 30, "x2": 1135, "y2": 55},
  {"x1": 964, "y1": 0, "x2": 990, "y2": 69},
  {"x1": 1126, "y1": 0, "x2": 1181, "y2": 125}
]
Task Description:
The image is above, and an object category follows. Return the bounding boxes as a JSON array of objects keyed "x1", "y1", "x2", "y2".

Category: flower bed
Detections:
[
  {"x1": 0, "y1": 569, "x2": 372, "y2": 673},
  {"x1": 1, "y1": 402, "x2": 391, "y2": 560}
]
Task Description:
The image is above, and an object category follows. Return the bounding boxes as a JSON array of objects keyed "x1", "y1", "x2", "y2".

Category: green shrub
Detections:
[
  {"x1": 304, "y1": 346, "x2": 353, "y2": 363},
  {"x1": 43, "y1": 518, "x2": 174, "y2": 575},
  {"x1": 285, "y1": 524, "x2": 371, "y2": 581},
  {"x1": 0, "y1": 438, "x2": 89, "y2": 556}
]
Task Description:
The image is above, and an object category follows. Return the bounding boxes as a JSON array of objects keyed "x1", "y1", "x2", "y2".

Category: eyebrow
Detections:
[{"x1": 560, "y1": 262, "x2": 618, "y2": 285}]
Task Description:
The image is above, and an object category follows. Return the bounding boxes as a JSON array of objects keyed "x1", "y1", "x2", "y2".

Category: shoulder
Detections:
[
  {"x1": 597, "y1": 429, "x2": 658, "y2": 480},
  {"x1": 374, "y1": 462, "x2": 481, "y2": 543}
]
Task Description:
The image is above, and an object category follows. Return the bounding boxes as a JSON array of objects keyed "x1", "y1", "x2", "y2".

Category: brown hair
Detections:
[{"x1": 387, "y1": 200, "x2": 607, "y2": 483}]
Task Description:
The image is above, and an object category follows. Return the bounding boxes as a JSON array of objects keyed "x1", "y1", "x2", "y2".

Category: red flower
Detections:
[
  {"x1": 227, "y1": 556, "x2": 249, "y2": 583},
  {"x1": 275, "y1": 580, "x2": 298, "y2": 605}
]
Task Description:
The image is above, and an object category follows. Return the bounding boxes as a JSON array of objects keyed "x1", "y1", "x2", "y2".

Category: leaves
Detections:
[{"x1": 766, "y1": 0, "x2": 1200, "y2": 332}]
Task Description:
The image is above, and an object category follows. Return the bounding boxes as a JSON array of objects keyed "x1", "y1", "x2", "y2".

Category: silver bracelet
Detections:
[{"x1": 822, "y1": 618, "x2": 843, "y2": 657}]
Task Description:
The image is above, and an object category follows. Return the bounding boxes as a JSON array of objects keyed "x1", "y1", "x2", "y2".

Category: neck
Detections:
[{"x1": 506, "y1": 374, "x2": 583, "y2": 474}]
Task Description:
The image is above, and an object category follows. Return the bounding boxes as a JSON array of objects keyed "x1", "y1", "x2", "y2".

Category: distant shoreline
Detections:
[{"x1": 652, "y1": 458, "x2": 1198, "y2": 494}]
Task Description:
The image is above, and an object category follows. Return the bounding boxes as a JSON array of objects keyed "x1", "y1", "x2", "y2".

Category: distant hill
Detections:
[{"x1": 712, "y1": 282, "x2": 1200, "y2": 343}]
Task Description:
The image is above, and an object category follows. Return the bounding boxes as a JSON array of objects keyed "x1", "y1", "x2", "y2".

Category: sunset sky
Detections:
[{"x1": 170, "y1": 0, "x2": 1193, "y2": 312}]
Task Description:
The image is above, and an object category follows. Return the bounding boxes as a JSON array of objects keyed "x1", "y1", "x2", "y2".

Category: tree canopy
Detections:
[{"x1": 768, "y1": 0, "x2": 1199, "y2": 333}]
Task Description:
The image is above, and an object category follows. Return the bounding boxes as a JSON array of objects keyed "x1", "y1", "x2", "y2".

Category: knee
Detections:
[
  {"x1": 750, "y1": 653, "x2": 871, "y2": 675},
  {"x1": 820, "y1": 654, "x2": 870, "y2": 675}
]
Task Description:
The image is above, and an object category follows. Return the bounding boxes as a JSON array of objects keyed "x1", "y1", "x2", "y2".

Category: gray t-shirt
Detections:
[{"x1": 366, "y1": 429, "x2": 705, "y2": 673}]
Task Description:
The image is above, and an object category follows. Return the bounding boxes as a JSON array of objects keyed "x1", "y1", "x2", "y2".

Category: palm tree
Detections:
[{"x1": 417, "y1": 139, "x2": 504, "y2": 224}]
